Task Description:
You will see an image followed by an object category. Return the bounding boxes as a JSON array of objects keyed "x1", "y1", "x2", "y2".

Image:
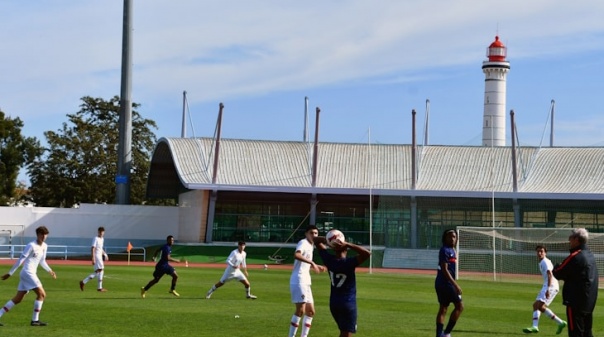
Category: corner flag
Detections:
[{"x1": 127, "y1": 242, "x2": 133, "y2": 265}]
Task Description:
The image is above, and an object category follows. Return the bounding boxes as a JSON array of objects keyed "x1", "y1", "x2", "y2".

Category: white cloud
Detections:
[{"x1": 1, "y1": 0, "x2": 603, "y2": 147}]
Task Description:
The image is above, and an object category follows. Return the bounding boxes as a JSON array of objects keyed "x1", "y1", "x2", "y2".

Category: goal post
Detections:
[{"x1": 457, "y1": 226, "x2": 604, "y2": 284}]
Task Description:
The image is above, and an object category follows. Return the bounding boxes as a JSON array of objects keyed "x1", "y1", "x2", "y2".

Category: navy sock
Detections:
[
  {"x1": 436, "y1": 323, "x2": 444, "y2": 337},
  {"x1": 444, "y1": 320, "x2": 457, "y2": 334}
]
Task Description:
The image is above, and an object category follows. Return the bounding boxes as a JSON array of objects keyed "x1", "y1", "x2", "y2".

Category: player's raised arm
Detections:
[
  {"x1": 313, "y1": 236, "x2": 328, "y2": 250},
  {"x1": 345, "y1": 242, "x2": 371, "y2": 265}
]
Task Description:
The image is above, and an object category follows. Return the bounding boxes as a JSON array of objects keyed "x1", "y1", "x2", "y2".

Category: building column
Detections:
[
  {"x1": 410, "y1": 196, "x2": 417, "y2": 248},
  {"x1": 309, "y1": 194, "x2": 317, "y2": 225},
  {"x1": 205, "y1": 190, "x2": 217, "y2": 242},
  {"x1": 513, "y1": 199, "x2": 522, "y2": 228}
]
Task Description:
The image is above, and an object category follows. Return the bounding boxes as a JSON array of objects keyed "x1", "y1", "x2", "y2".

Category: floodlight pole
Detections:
[{"x1": 116, "y1": 0, "x2": 133, "y2": 204}]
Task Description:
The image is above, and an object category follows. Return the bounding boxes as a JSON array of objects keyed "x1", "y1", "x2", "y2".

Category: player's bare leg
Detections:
[
  {"x1": 436, "y1": 304, "x2": 448, "y2": 337},
  {"x1": 30, "y1": 287, "x2": 48, "y2": 326},
  {"x1": 168, "y1": 272, "x2": 179, "y2": 297},
  {"x1": 299, "y1": 302, "x2": 315, "y2": 337},
  {"x1": 444, "y1": 301, "x2": 463, "y2": 336},
  {"x1": 240, "y1": 279, "x2": 257, "y2": 299}
]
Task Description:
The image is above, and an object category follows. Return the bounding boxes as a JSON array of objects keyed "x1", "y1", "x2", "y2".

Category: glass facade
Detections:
[
  {"x1": 212, "y1": 192, "x2": 310, "y2": 243},
  {"x1": 210, "y1": 191, "x2": 604, "y2": 247}
]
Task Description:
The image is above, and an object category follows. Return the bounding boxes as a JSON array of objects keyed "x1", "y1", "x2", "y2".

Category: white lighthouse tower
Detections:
[{"x1": 482, "y1": 36, "x2": 510, "y2": 147}]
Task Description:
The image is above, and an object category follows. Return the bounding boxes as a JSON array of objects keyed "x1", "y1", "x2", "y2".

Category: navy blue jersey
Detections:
[
  {"x1": 319, "y1": 249, "x2": 360, "y2": 304},
  {"x1": 152, "y1": 244, "x2": 175, "y2": 278},
  {"x1": 156, "y1": 244, "x2": 172, "y2": 266},
  {"x1": 435, "y1": 245, "x2": 456, "y2": 286}
]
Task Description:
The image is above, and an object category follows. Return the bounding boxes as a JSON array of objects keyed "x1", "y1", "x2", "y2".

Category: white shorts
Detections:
[
  {"x1": 536, "y1": 286, "x2": 559, "y2": 306},
  {"x1": 94, "y1": 259, "x2": 105, "y2": 271},
  {"x1": 290, "y1": 283, "x2": 313, "y2": 304},
  {"x1": 219, "y1": 267, "x2": 247, "y2": 284},
  {"x1": 17, "y1": 272, "x2": 42, "y2": 292}
]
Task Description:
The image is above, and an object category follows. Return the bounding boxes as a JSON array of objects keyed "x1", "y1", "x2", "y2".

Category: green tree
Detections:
[
  {"x1": 0, "y1": 110, "x2": 43, "y2": 205},
  {"x1": 28, "y1": 96, "x2": 158, "y2": 207}
]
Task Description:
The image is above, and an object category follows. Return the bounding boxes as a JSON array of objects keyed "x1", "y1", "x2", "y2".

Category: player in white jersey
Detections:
[
  {"x1": 0, "y1": 226, "x2": 56, "y2": 327},
  {"x1": 80, "y1": 227, "x2": 109, "y2": 292},
  {"x1": 205, "y1": 241, "x2": 257, "y2": 299},
  {"x1": 523, "y1": 245, "x2": 567, "y2": 334},
  {"x1": 289, "y1": 225, "x2": 325, "y2": 337}
]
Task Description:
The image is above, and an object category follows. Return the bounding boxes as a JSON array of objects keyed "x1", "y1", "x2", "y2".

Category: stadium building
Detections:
[{"x1": 145, "y1": 37, "x2": 604, "y2": 270}]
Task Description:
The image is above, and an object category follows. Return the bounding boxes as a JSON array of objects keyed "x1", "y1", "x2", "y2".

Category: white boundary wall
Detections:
[
  {"x1": 177, "y1": 190, "x2": 207, "y2": 243},
  {"x1": 0, "y1": 203, "x2": 181, "y2": 247}
]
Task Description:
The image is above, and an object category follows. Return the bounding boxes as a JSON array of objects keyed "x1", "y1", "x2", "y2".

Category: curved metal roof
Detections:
[{"x1": 147, "y1": 137, "x2": 604, "y2": 200}]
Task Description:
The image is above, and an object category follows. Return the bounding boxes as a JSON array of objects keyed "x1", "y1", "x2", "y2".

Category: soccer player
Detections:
[
  {"x1": 79, "y1": 226, "x2": 109, "y2": 292},
  {"x1": 523, "y1": 245, "x2": 567, "y2": 334},
  {"x1": 435, "y1": 229, "x2": 463, "y2": 337},
  {"x1": 0, "y1": 226, "x2": 57, "y2": 327},
  {"x1": 315, "y1": 234, "x2": 371, "y2": 337},
  {"x1": 205, "y1": 241, "x2": 257, "y2": 299},
  {"x1": 288, "y1": 224, "x2": 325, "y2": 337},
  {"x1": 140, "y1": 235, "x2": 181, "y2": 298}
]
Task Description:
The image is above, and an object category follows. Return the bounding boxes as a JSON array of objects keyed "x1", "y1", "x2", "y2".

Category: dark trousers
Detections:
[{"x1": 566, "y1": 306, "x2": 593, "y2": 337}]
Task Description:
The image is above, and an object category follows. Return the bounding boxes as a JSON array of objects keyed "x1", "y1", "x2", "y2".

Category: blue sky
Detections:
[{"x1": 2, "y1": 0, "x2": 604, "y2": 171}]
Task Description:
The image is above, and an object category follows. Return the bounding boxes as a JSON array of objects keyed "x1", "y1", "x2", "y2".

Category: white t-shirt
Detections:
[
  {"x1": 9, "y1": 240, "x2": 51, "y2": 277},
  {"x1": 539, "y1": 257, "x2": 559, "y2": 290},
  {"x1": 226, "y1": 249, "x2": 246, "y2": 269},
  {"x1": 219, "y1": 249, "x2": 248, "y2": 283},
  {"x1": 92, "y1": 236, "x2": 105, "y2": 260},
  {"x1": 290, "y1": 238, "x2": 314, "y2": 285}
]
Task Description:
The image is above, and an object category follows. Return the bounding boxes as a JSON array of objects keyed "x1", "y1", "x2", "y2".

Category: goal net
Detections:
[{"x1": 457, "y1": 226, "x2": 604, "y2": 284}]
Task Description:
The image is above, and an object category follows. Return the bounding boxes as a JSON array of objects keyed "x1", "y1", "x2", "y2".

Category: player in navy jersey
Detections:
[
  {"x1": 141, "y1": 235, "x2": 181, "y2": 298},
  {"x1": 435, "y1": 229, "x2": 463, "y2": 337},
  {"x1": 315, "y1": 233, "x2": 371, "y2": 337}
]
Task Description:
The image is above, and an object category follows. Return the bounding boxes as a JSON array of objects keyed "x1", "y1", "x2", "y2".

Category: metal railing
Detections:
[{"x1": 0, "y1": 245, "x2": 146, "y2": 262}]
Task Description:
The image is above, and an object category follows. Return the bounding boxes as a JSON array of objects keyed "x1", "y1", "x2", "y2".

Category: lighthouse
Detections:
[{"x1": 482, "y1": 36, "x2": 510, "y2": 147}]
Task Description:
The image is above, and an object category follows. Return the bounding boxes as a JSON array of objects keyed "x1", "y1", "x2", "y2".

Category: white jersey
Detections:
[
  {"x1": 289, "y1": 238, "x2": 314, "y2": 285},
  {"x1": 539, "y1": 257, "x2": 559, "y2": 290},
  {"x1": 91, "y1": 235, "x2": 106, "y2": 270},
  {"x1": 226, "y1": 249, "x2": 247, "y2": 269},
  {"x1": 9, "y1": 240, "x2": 51, "y2": 277},
  {"x1": 92, "y1": 236, "x2": 105, "y2": 260},
  {"x1": 219, "y1": 249, "x2": 248, "y2": 283}
]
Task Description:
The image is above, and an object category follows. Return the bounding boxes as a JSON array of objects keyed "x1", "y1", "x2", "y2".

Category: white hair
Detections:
[{"x1": 570, "y1": 228, "x2": 589, "y2": 244}]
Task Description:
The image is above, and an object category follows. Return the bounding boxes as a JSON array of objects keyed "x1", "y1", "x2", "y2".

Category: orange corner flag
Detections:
[{"x1": 127, "y1": 241, "x2": 133, "y2": 252}]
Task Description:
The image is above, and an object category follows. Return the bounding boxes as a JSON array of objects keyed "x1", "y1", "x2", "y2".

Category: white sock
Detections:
[
  {"x1": 0, "y1": 300, "x2": 15, "y2": 317},
  {"x1": 301, "y1": 316, "x2": 313, "y2": 337},
  {"x1": 245, "y1": 287, "x2": 251, "y2": 296},
  {"x1": 98, "y1": 271, "x2": 104, "y2": 289},
  {"x1": 83, "y1": 272, "x2": 96, "y2": 284},
  {"x1": 544, "y1": 308, "x2": 564, "y2": 324},
  {"x1": 288, "y1": 315, "x2": 301, "y2": 337},
  {"x1": 32, "y1": 300, "x2": 43, "y2": 322},
  {"x1": 531, "y1": 310, "x2": 541, "y2": 327}
]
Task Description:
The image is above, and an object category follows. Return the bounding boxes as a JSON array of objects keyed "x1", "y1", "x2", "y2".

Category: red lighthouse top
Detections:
[{"x1": 486, "y1": 36, "x2": 507, "y2": 62}]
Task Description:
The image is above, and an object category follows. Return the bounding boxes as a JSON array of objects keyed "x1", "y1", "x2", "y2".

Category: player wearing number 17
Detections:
[{"x1": 315, "y1": 232, "x2": 371, "y2": 337}]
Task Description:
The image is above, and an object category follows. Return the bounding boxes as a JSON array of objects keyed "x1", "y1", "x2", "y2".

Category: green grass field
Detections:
[{"x1": 0, "y1": 263, "x2": 601, "y2": 336}]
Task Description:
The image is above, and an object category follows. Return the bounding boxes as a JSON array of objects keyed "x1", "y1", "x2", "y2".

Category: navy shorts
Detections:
[
  {"x1": 330, "y1": 301, "x2": 357, "y2": 333},
  {"x1": 153, "y1": 264, "x2": 175, "y2": 279},
  {"x1": 435, "y1": 283, "x2": 461, "y2": 306}
]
